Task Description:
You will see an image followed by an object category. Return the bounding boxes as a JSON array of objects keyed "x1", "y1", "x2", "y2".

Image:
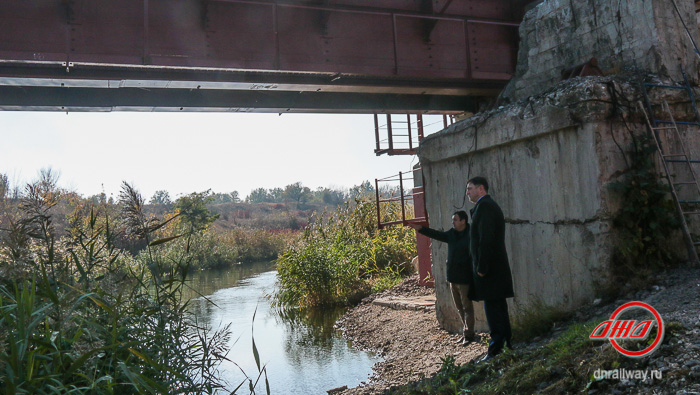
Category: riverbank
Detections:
[
  {"x1": 336, "y1": 267, "x2": 700, "y2": 394},
  {"x1": 334, "y1": 276, "x2": 487, "y2": 394}
]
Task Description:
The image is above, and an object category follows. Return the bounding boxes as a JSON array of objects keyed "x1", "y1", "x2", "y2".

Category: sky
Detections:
[{"x1": 0, "y1": 111, "x2": 440, "y2": 201}]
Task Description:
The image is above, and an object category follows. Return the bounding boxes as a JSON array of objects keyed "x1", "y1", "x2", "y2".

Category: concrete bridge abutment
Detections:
[{"x1": 418, "y1": 0, "x2": 700, "y2": 334}]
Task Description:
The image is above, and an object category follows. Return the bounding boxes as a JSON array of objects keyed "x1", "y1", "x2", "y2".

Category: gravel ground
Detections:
[
  {"x1": 334, "y1": 276, "x2": 485, "y2": 394},
  {"x1": 334, "y1": 267, "x2": 700, "y2": 394}
]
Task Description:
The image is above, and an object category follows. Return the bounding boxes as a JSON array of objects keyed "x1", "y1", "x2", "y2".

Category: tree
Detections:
[
  {"x1": 350, "y1": 180, "x2": 375, "y2": 198},
  {"x1": 149, "y1": 190, "x2": 172, "y2": 206},
  {"x1": 37, "y1": 167, "x2": 61, "y2": 198},
  {"x1": 246, "y1": 188, "x2": 270, "y2": 203},
  {"x1": 87, "y1": 193, "x2": 107, "y2": 205},
  {"x1": 321, "y1": 188, "x2": 346, "y2": 205},
  {"x1": 269, "y1": 188, "x2": 284, "y2": 203},
  {"x1": 210, "y1": 193, "x2": 231, "y2": 204},
  {"x1": 283, "y1": 182, "x2": 311, "y2": 204},
  {"x1": 175, "y1": 191, "x2": 219, "y2": 233},
  {"x1": 229, "y1": 191, "x2": 240, "y2": 203}
]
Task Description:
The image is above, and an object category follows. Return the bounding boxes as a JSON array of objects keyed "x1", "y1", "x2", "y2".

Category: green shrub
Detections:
[{"x1": 275, "y1": 198, "x2": 416, "y2": 309}]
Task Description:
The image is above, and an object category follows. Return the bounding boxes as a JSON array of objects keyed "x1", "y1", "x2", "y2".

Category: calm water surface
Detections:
[{"x1": 187, "y1": 262, "x2": 380, "y2": 394}]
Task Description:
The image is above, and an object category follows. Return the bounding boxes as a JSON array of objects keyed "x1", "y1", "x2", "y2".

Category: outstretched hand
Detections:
[{"x1": 406, "y1": 223, "x2": 423, "y2": 230}]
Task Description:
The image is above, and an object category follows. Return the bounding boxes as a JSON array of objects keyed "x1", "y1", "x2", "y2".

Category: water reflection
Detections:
[
  {"x1": 188, "y1": 263, "x2": 380, "y2": 394},
  {"x1": 184, "y1": 261, "x2": 276, "y2": 303},
  {"x1": 274, "y1": 306, "x2": 351, "y2": 369}
]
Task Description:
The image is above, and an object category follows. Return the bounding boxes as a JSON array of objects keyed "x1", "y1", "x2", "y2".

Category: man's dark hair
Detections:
[
  {"x1": 453, "y1": 210, "x2": 468, "y2": 222},
  {"x1": 468, "y1": 176, "x2": 489, "y2": 192}
]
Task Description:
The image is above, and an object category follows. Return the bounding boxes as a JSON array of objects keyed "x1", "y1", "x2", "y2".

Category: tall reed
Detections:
[{"x1": 0, "y1": 181, "x2": 235, "y2": 394}]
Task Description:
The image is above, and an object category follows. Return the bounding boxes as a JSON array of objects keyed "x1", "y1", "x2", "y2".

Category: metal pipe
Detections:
[
  {"x1": 387, "y1": 114, "x2": 394, "y2": 151},
  {"x1": 399, "y1": 171, "x2": 406, "y2": 224},
  {"x1": 407, "y1": 114, "x2": 413, "y2": 150},
  {"x1": 670, "y1": 0, "x2": 700, "y2": 57},
  {"x1": 417, "y1": 114, "x2": 424, "y2": 140},
  {"x1": 374, "y1": 113, "x2": 381, "y2": 151},
  {"x1": 375, "y1": 178, "x2": 382, "y2": 229}
]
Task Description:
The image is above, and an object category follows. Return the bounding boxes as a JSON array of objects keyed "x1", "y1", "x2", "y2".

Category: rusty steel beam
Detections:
[{"x1": 0, "y1": 0, "x2": 530, "y2": 112}]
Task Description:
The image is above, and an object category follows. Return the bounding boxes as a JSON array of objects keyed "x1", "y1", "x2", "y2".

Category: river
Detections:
[{"x1": 187, "y1": 261, "x2": 380, "y2": 394}]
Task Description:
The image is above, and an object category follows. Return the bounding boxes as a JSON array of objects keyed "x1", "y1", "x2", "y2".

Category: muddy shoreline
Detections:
[{"x1": 334, "y1": 276, "x2": 484, "y2": 394}]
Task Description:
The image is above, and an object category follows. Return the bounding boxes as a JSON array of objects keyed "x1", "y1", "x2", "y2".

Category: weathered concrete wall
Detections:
[
  {"x1": 501, "y1": 0, "x2": 700, "y2": 102},
  {"x1": 418, "y1": 77, "x2": 692, "y2": 333}
]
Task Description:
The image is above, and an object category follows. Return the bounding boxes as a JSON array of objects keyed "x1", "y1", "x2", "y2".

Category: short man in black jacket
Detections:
[
  {"x1": 467, "y1": 176, "x2": 514, "y2": 362},
  {"x1": 408, "y1": 211, "x2": 475, "y2": 345}
]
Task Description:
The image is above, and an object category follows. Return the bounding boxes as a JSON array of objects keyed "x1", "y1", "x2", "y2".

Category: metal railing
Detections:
[
  {"x1": 375, "y1": 169, "x2": 427, "y2": 228},
  {"x1": 374, "y1": 114, "x2": 456, "y2": 156}
]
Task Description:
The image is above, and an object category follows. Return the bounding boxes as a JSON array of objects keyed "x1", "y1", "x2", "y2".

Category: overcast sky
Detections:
[{"x1": 0, "y1": 111, "x2": 443, "y2": 201}]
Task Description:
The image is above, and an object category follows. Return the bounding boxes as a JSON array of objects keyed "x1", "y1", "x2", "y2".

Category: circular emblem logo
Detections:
[{"x1": 608, "y1": 301, "x2": 665, "y2": 358}]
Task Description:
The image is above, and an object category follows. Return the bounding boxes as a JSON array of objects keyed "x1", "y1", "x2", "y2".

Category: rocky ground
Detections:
[
  {"x1": 333, "y1": 276, "x2": 488, "y2": 394},
  {"x1": 333, "y1": 266, "x2": 700, "y2": 394}
]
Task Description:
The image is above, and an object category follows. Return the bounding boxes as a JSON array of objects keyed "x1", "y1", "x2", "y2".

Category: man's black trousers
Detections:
[{"x1": 484, "y1": 298, "x2": 512, "y2": 356}]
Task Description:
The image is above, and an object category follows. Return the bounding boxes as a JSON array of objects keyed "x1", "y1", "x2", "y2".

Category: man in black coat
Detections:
[
  {"x1": 466, "y1": 176, "x2": 514, "y2": 362},
  {"x1": 408, "y1": 211, "x2": 475, "y2": 345}
]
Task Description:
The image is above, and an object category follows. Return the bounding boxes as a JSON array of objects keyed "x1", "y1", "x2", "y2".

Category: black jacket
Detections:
[
  {"x1": 418, "y1": 226, "x2": 472, "y2": 285},
  {"x1": 469, "y1": 195, "x2": 514, "y2": 301}
]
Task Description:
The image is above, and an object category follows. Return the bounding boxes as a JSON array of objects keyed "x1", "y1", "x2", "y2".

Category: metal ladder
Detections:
[{"x1": 639, "y1": 78, "x2": 700, "y2": 264}]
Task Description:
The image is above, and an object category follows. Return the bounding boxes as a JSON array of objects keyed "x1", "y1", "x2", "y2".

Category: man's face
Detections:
[
  {"x1": 452, "y1": 215, "x2": 466, "y2": 231},
  {"x1": 466, "y1": 182, "x2": 484, "y2": 204}
]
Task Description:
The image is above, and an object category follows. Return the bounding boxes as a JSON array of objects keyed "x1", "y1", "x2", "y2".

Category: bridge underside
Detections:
[{"x1": 0, "y1": 0, "x2": 533, "y2": 113}]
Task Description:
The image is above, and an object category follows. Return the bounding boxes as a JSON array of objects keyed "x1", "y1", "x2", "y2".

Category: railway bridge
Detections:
[{"x1": 0, "y1": 0, "x2": 534, "y2": 113}]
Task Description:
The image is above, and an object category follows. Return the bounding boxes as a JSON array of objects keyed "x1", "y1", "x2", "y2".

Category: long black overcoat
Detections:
[{"x1": 469, "y1": 195, "x2": 514, "y2": 301}]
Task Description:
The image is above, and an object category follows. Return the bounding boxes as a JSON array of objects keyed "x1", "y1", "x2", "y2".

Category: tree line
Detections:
[
  {"x1": 0, "y1": 171, "x2": 405, "y2": 210},
  {"x1": 146, "y1": 180, "x2": 380, "y2": 207}
]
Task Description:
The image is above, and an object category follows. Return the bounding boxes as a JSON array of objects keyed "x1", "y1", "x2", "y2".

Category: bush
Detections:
[{"x1": 275, "y1": 198, "x2": 416, "y2": 309}]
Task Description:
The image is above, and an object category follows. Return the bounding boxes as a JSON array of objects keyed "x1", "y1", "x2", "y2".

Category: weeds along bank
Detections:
[
  {"x1": 275, "y1": 198, "x2": 417, "y2": 309},
  {"x1": 0, "y1": 182, "x2": 239, "y2": 393}
]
